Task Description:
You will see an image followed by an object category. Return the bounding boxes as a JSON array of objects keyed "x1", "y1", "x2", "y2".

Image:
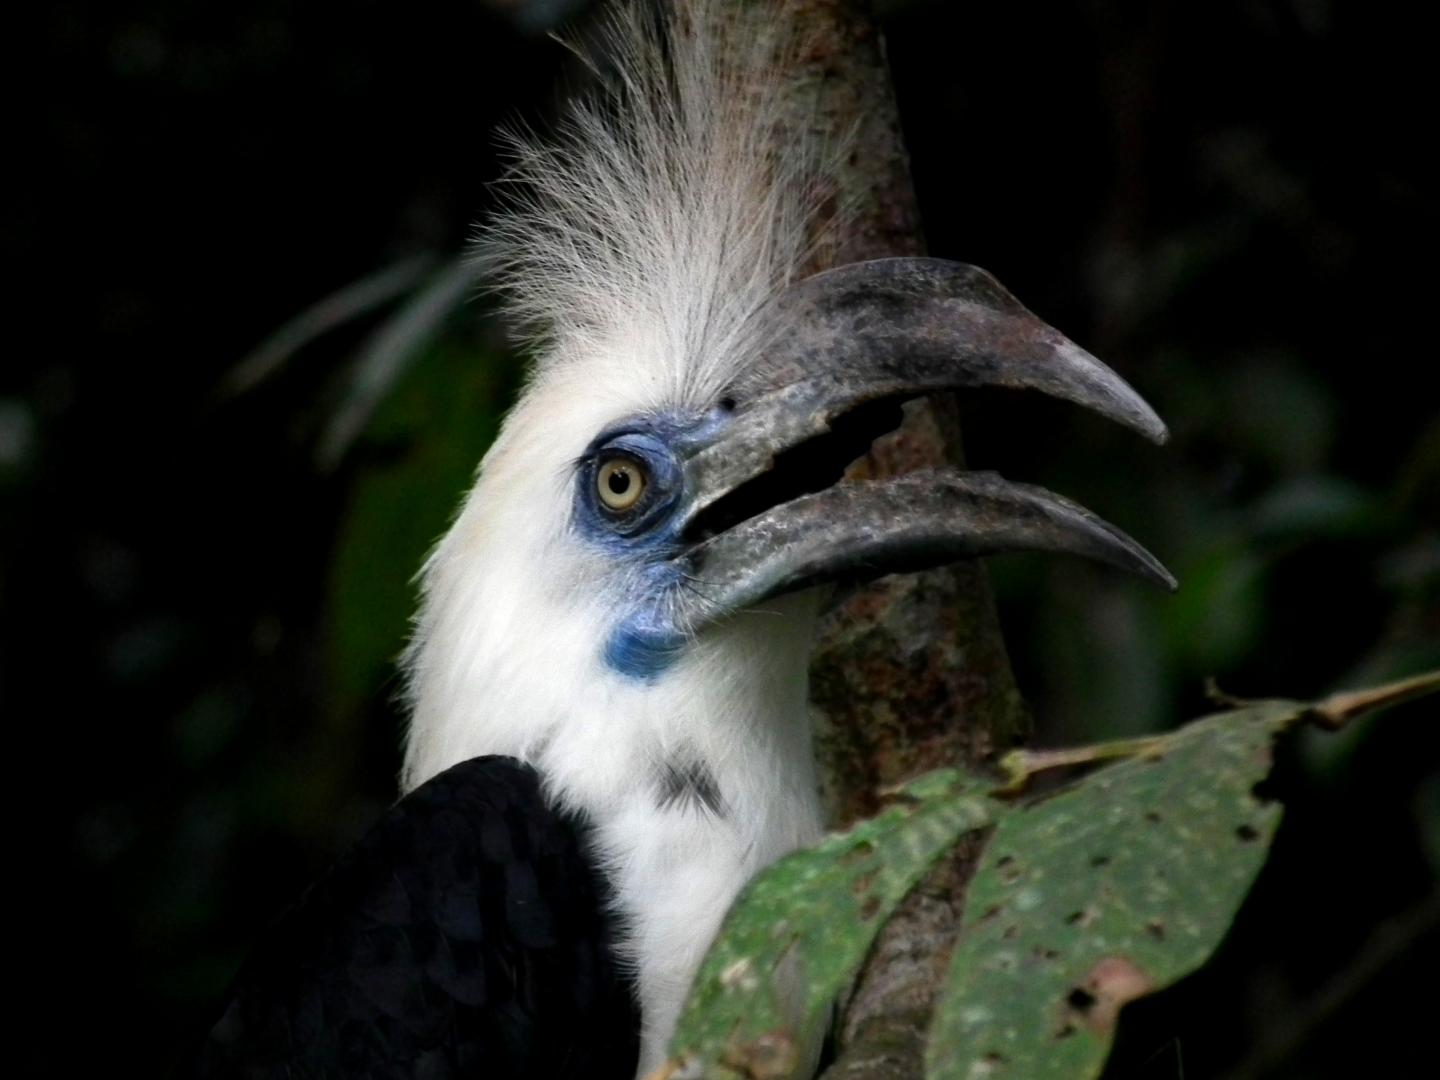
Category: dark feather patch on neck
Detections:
[{"x1": 655, "y1": 759, "x2": 726, "y2": 817}]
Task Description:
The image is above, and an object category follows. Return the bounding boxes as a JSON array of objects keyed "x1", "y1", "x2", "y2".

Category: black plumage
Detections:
[{"x1": 182, "y1": 756, "x2": 639, "y2": 1079}]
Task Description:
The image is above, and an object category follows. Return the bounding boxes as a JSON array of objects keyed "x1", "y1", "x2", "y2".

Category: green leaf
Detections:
[
  {"x1": 318, "y1": 256, "x2": 487, "y2": 469},
  {"x1": 662, "y1": 672, "x2": 1439, "y2": 1080},
  {"x1": 667, "y1": 770, "x2": 996, "y2": 1079},
  {"x1": 326, "y1": 337, "x2": 511, "y2": 711},
  {"x1": 926, "y1": 700, "x2": 1302, "y2": 1080},
  {"x1": 221, "y1": 254, "x2": 439, "y2": 397},
  {"x1": 1247, "y1": 474, "x2": 1389, "y2": 540}
]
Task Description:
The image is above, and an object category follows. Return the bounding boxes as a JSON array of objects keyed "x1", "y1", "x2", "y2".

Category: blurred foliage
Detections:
[
  {"x1": 3, "y1": 0, "x2": 1437, "y2": 1076},
  {"x1": 327, "y1": 333, "x2": 514, "y2": 713}
]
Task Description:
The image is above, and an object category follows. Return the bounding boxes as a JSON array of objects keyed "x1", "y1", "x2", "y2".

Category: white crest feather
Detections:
[{"x1": 480, "y1": 0, "x2": 833, "y2": 409}]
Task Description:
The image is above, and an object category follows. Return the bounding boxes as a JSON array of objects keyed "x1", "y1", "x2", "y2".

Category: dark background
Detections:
[{"x1": 5, "y1": 0, "x2": 1437, "y2": 1075}]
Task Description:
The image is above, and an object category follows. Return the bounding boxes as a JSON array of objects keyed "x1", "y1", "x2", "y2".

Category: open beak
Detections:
[{"x1": 671, "y1": 257, "x2": 1176, "y2": 627}]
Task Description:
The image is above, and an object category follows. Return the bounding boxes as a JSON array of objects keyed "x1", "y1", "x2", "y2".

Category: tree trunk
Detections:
[{"x1": 768, "y1": 1, "x2": 1030, "y2": 1074}]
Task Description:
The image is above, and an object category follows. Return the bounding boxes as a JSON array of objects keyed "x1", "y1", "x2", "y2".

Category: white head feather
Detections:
[{"x1": 481, "y1": 0, "x2": 825, "y2": 410}]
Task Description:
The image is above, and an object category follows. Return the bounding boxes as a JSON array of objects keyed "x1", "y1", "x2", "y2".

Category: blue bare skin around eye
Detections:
[{"x1": 573, "y1": 409, "x2": 730, "y2": 681}]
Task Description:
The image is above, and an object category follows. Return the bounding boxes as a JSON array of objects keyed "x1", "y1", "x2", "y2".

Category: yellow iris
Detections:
[{"x1": 597, "y1": 456, "x2": 647, "y2": 512}]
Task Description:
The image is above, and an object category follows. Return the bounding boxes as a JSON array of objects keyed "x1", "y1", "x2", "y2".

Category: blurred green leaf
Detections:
[
  {"x1": 1164, "y1": 542, "x2": 1267, "y2": 672},
  {"x1": 1223, "y1": 357, "x2": 1337, "y2": 475},
  {"x1": 326, "y1": 337, "x2": 512, "y2": 711},
  {"x1": 1049, "y1": 585, "x2": 1169, "y2": 740},
  {"x1": 1248, "y1": 475, "x2": 1390, "y2": 539},
  {"x1": 222, "y1": 254, "x2": 440, "y2": 397},
  {"x1": 318, "y1": 257, "x2": 487, "y2": 468}
]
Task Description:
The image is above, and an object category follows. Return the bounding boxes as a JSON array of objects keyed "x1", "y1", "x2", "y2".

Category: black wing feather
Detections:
[{"x1": 182, "y1": 756, "x2": 639, "y2": 1079}]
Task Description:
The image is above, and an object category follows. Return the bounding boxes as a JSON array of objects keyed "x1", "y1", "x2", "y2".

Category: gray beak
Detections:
[{"x1": 668, "y1": 257, "x2": 1175, "y2": 629}]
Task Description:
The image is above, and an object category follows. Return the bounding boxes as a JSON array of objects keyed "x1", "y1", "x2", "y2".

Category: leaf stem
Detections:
[{"x1": 995, "y1": 735, "x2": 1172, "y2": 795}]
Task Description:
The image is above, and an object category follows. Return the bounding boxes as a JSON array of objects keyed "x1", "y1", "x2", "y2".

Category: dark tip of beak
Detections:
[{"x1": 1048, "y1": 339, "x2": 1169, "y2": 446}]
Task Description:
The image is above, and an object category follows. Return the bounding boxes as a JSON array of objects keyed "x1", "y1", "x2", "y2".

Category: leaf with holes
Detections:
[
  {"x1": 925, "y1": 700, "x2": 1301, "y2": 1080},
  {"x1": 665, "y1": 769, "x2": 995, "y2": 1079}
]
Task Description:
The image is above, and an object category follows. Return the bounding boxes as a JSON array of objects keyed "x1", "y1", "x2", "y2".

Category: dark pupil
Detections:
[{"x1": 607, "y1": 467, "x2": 632, "y2": 495}]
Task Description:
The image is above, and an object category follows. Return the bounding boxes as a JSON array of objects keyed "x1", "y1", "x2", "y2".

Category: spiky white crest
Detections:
[
  {"x1": 481, "y1": 0, "x2": 830, "y2": 410},
  {"x1": 403, "y1": 2, "x2": 839, "y2": 1074}
]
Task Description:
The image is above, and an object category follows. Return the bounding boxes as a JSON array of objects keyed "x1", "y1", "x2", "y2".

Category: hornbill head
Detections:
[
  {"x1": 594, "y1": 255, "x2": 1173, "y2": 678},
  {"x1": 402, "y1": 252, "x2": 1172, "y2": 790}
]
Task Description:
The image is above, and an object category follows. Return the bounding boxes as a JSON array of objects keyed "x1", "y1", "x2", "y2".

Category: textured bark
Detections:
[
  {"x1": 765, "y1": 0, "x2": 1029, "y2": 818},
  {"x1": 763, "y1": 1, "x2": 1032, "y2": 1075}
]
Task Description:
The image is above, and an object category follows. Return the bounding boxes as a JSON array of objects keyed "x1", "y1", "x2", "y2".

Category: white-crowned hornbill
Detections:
[{"x1": 186, "y1": 3, "x2": 1173, "y2": 1077}]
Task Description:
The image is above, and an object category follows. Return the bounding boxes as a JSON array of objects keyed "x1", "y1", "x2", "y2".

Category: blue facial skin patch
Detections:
[
  {"x1": 603, "y1": 612, "x2": 688, "y2": 680},
  {"x1": 574, "y1": 409, "x2": 730, "y2": 681}
]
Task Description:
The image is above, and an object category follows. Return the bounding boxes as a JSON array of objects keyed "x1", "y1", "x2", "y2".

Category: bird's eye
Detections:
[{"x1": 596, "y1": 455, "x2": 648, "y2": 513}]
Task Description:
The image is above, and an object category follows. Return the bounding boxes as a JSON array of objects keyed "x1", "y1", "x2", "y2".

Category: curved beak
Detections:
[{"x1": 671, "y1": 257, "x2": 1175, "y2": 629}]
